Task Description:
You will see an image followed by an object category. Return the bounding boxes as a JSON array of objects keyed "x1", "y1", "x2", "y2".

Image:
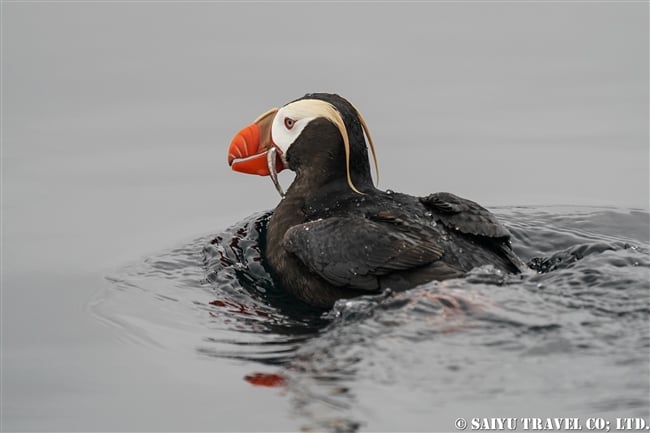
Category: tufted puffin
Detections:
[{"x1": 227, "y1": 93, "x2": 527, "y2": 308}]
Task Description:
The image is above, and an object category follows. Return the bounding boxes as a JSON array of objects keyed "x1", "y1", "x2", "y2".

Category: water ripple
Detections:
[{"x1": 93, "y1": 206, "x2": 650, "y2": 431}]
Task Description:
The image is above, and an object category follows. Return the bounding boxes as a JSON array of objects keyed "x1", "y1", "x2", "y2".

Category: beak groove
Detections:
[
  {"x1": 227, "y1": 123, "x2": 261, "y2": 167},
  {"x1": 227, "y1": 108, "x2": 284, "y2": 177}
]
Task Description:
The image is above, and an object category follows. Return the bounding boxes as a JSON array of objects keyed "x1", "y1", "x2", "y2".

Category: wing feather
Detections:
[
  {"x1": 420, "y1": 192, "x2": 510, "y2": 239},
  {"x1": 283, "y1": 214, "x2": 443, "y2": 291}
]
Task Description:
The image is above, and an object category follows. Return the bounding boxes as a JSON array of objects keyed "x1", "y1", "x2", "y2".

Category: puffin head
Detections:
[{"x1": 227, "y1": 93, "x2": 379, "y2": 195}]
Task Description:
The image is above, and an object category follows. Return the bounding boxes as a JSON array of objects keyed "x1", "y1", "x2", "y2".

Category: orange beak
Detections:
[{"x1": 227, "y1": 108, "x2": 285, "y2": 176}]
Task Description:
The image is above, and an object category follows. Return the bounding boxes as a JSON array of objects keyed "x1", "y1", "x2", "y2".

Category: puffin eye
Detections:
[{"x1": 284, "y1": 117, "x2": 295, "y2": 130}]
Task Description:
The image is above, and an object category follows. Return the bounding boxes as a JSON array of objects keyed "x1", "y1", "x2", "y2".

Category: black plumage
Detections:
[{"x1": 240, "y1": 93, "x2": 527, "y2": 308}]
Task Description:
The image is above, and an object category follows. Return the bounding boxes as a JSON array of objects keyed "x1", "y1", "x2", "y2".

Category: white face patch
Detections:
[
  {"x1": 270, "y1": 105, "x2": 316, "y2": 158},
  {"x1": 269, "y1": 98, "x2": 380, "y2": 194}
]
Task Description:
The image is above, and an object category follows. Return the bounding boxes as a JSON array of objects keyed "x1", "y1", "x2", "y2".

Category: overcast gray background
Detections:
[{"x1": 2, "y1": 2, "x2": 648, "y2": 431}]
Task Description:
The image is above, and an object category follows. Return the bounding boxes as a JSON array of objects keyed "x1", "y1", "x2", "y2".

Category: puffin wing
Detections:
[
  {"x1": 420, "y1": 192, "x2": 529, "y2": 272},
  {"x1": 283, "y1": 212, "x2": 444, "y2": 291},
  {"x1": 420, "y1": 192, "x2": 510, "y2": 239}
]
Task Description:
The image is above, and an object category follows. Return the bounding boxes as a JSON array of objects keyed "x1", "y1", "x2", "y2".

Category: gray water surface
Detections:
[
  {"x1": 89, "y1": 207, "x2": 649, "y2": 432},
  {"x1": 2, "y1": 3, "x2": 649, "y2": 432}
]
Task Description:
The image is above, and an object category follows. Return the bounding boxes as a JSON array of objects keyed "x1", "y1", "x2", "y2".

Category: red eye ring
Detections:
[{"x1": 284, "y1": 117, "x2": 295, "y2": 130}]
